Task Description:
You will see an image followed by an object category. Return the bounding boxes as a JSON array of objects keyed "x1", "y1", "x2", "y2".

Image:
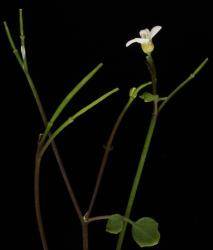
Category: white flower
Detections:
[{"x1": 126, "y1": 26, "x2": 162, "y2": 54}]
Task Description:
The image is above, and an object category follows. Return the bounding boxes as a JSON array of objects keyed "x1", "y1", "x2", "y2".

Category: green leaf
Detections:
[
  {"x1": 132, "y1": 217, "x2": 160, "y2": 248},
  {"x1": 106, "y1": 214, "x2": 124, "y2": 234},
  {"x1": 140, "y1": 92, "x2": 158, "y2": 102}
]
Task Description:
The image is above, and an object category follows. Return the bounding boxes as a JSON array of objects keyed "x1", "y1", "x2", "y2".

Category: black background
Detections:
[{"x1": 0, "y1": 1, "x2": 211, "y2": 250}]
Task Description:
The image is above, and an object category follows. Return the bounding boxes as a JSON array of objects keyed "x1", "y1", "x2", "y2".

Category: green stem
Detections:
[
  {"x1": 159, "y1": 57, "x2": 208, "y2": 112},
  {"x1": 115, "y1": 57, "x2": 208, "y2": 250},
  {"x1": 4, "y1": 21, "x2": 47, "y2": 124},
  {"x1": 19, "y1": 9, "x2": 28, "y2": 71},
  {"x1": 3, "y1": 21, "x2": 24, "y2": 68},
  {"x1": 116, "y1": 55, "x2": 158, "y2": 250},
  {"x1": 116, "y1": 114, "x2": 157, "y2": 250}
]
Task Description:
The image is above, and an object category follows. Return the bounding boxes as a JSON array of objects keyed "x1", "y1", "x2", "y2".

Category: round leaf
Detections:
[
  {"x1": 106, "y1": 214, "x2": 124, "y2": 234},
  {"x1": 132, "y1": 217, "x2": 160, "y2": 248}
]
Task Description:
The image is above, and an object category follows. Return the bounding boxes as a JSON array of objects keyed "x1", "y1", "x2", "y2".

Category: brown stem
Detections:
[
  {"x1": 146, "y1": 54, "x2": 158, "y2": 116},
  {"x1": 34, "y1": 150, "x2": 48, "y2": 250},
  {"x1": 86, "y1": 98, "x2": 134, "y2": 218},
  {"x1": 82, "y1": 222, "x2": 89, "y2": 250},
  {"x1": 50, "y1": 140, "x2": 83, "y2": 221}
]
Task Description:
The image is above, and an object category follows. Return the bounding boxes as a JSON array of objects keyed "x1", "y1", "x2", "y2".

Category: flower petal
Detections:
[
  {"x1": 150, "y1": 26, "x2": 162, "y2": 38},
  {"x1": 126, "y1": 38, "x2": 149, "y2": 47},
  {"x1": 139, "y1": 29, "x2": 150, "y2": 39}
]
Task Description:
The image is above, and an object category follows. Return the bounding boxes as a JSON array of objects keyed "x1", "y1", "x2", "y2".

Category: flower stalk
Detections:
[
  {"x1": 116, "y1": 53, "x2": 159, "y2": 250},
  {"x1": 116, "y1": 28, "x2": 208, "y2": 250}
]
